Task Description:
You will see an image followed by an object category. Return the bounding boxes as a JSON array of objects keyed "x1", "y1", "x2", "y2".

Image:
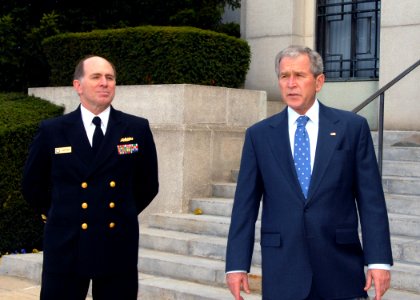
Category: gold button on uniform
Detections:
[
  {"x1": 81, "y1": 202, "x2": 88, "y2": 209},
  {"x1": 109, "y1": 181, "x2": 116, "y2": 188},
  {"x1": 81, "y1": 182, "x2": 88, "y2": 189},
  {"x1": 109, "y1": 222, "x2": 116, "y2": 229},
  {"x1": 109, "y1": 202, "x2": 115, "y2": 208},
  {"x1": 81, "y1": 223, "x2": 88, "y2": 230}
]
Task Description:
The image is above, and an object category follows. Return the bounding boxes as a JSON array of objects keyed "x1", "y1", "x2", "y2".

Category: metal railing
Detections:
[{"x1": 352, "y1": 58, "x2": 420, "y2": 176}]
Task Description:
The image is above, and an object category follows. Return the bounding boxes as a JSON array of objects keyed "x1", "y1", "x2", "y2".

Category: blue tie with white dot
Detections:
[{"x1": 294, "y1": 115, "x2": 311, "y2": 199}]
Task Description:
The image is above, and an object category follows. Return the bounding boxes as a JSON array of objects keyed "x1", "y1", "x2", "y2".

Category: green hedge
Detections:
[
  {"x1": 0, "y1": 93, "x2": 64, "y2": 255},
  {"x1": 42, "y1": 26, "x2": 250, "y2": 88}
]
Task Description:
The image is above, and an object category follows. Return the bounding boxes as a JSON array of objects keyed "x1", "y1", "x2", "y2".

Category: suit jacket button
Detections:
[
  {"x1": 109, "y1": 222, "x2": 116, "y2": 229},
  {"x1": 81, "y1": 182, "x2": 88, "y2": 189},
  {"x1": 81, "y1": 223, "x2": 88, "y2": 230},
  {"x1": 109, "y1": 202, "x2": 115, "y2": 208},
  {"x1": 81, "y1": 202, "x2": 88, "y2": 209},
  {"x1": 109, "y1": 181, "x2": 116, "y2": 188}
]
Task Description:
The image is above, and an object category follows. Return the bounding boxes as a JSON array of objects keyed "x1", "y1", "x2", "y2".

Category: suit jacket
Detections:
[
  {"x1": 22, "y1": 105, "x2": 158, "y2": 276},
  {"x1": 225, "y1": 102, "x2": 392, "y2": 300}
]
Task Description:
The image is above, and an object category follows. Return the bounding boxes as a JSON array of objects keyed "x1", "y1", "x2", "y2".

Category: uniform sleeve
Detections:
[
  {"x1": 22, "y1": 122, "x2": 52, "y2": 216},
  {"x1": 133, "y1": 119, "x2": 159, "y2": 214}
]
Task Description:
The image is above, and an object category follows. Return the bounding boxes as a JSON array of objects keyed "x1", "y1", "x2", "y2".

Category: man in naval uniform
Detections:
[{"x1": 22, "y1": 55, "x2": 159, "y2": 300}]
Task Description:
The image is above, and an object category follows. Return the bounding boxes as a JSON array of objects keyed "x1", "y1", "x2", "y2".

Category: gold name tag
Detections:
[{"x1": 55, "y1": 146, "x2": 72, "y2": 154}]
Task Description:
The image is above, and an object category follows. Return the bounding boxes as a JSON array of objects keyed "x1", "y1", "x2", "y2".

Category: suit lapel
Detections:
[
  {"x1": 63, "y1": 108, "x2": 93, "y2": 167},
  {"x1": 306, "y1": 103, "x2": 341, "y2": 202},
  {"x1": 267, "y1": 108, "x2": 304, "y2": 201}
]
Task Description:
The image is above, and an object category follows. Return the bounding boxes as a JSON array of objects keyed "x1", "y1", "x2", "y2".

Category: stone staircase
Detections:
[
  {"x1": 1, "y1": 131, "x2": 420, "y2": 299},
  {"x1": 137, "y1": 130, "x2": 420, "y2": 299}
]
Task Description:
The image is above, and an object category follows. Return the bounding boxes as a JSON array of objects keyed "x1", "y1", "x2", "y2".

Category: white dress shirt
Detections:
[{"x1": 80, "y1": 105, "x2": 110, "y2": 146}]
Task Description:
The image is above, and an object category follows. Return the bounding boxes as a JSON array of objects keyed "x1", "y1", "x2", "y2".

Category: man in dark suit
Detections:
[
  {"x1": 22, "y1": 55, "x2": 159, "y2": 300},
  {"x1": 225, "y1": 46, "x2": 392, "y2": 300}
]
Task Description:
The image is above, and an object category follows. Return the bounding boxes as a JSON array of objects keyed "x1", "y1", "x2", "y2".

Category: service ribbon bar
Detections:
[{"x1": 117, "y1": 143, "x2": 139, "y2": 155}]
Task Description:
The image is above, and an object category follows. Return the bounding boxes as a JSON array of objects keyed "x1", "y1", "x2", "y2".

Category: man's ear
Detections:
[
  {"x1": 73, "y1": 79, "x2": 81, "y2": 93},
  {"x1": 315, "y1": 74, "x2": 325, "y2": 92}
]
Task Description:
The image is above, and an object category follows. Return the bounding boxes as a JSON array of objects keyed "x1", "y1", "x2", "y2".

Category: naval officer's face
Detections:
[
  {"x1": 277, "y1": 54, "x2": 324, "y2": 115},
  {"x1": 73, "y1": 56, "x2": 116, "y2": 115}
]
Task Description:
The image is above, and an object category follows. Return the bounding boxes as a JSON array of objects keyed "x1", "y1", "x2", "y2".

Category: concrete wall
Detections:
[{"x1": 28, "y1": 84, "x2": 267, "y2": 221}]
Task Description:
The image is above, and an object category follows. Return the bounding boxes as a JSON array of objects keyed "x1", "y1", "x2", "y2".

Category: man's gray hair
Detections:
[{"x1": 274, "y1": 45, "x2": 324, "y2": 78}]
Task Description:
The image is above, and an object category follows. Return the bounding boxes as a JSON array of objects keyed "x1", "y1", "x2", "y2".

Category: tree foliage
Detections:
[{"x1": 0, "y1": 0, "x2": 241, "y2": 92}]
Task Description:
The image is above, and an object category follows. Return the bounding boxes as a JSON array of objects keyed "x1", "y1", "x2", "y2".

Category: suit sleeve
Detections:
[
  {"x1": 134, "y1": 119, "x2": 159, "y2": 214},
  {"x1": 22, "y1": 122, "x2": 52, "y2": 216},
  {"x1": 225, "y1": 128, "x2": 263, "y2": 272},
  {"x1": 354, "y1": 118, "x2": 393, "y2": 265}
]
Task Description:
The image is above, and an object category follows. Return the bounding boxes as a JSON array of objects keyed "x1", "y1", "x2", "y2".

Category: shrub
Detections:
[
  {"x1": 42, "y1": 26, "x2": 250, "y2": 88},
  {"x1": 0, "y1": 93, "x2": 64, "y2": 255}
]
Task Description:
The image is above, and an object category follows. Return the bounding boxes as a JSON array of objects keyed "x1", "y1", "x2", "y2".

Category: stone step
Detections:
[
  {"x1": 371, "y1": 131, "x2": 420, "y2": 146},
  {"x1": 140, "y1": 226, "x2": 262, "y2": 266},
  {"x1": 212, "y1": 182, "x2": 236, "y2": 198},
  {"x1": 382, "y1": 146, "x2": 420, "y2": 162},
  {"x1": 382, "y1": 160, "x2": 420, "y2": 177},
  {"x1": 0, "y1": 253, "x2": 420, "y2": 300},
  {"x1": 191, "y1": 196, "x2": 420, "y2": 238},
  {"x1": 216, "y1": 175, "x2": 420, "y2": 201},
  {"x1": 138, "y1": 273, "x2": 262, "y2": 300},
  {"x1": 147, "y1": 212, "x2": 261, "y2": 240},
  {"x1": 386, "y1": 194, "x2": 420, "y2": 216},
  {"x1": 0, "y1": 253, "x2": 42, "y2": 284},
  {"x1": 388, "y1": 213, "x2": 420, "y2": 238},
  {"x1": 138, "y1": 248, "x2": 262, "y2": 290},
  {"x1": 392, "y1": 235, "x2": 420, "y2": 265},
  {"x1": 145, "y1": 212, "x2": 420, "y2": 265},
  {"x1": 193, "y1": 193, "x2": 420, "y2": 218},
  {"x1": 139, "y1": 272, "x2": 420, "y2": 300},
  {"x1": 190, "y1": 197, "x2": 233, "y2": 217},
  {"x1": 383, "y1": 175, "x2": 420, "y2": 196},
  {"x1": 391, "y1": 261, "x2": 420, "y2": 294}
]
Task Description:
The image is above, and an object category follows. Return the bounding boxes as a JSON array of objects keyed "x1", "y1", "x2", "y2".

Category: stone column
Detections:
[
  {"x1": 241, "y1": 0, "x2": 315, "y2": 106},
  {"x1": 381, "y1": 0, "x2": 420, "y2": 130}
]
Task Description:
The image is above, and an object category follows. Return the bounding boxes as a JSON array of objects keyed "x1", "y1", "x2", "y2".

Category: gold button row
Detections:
[
  {"x1": 81, "y1": 181, "x2": 117, "y2": 189},
  {"x1": 81, "y1": 222, "x2": 116, "y2": 230},
  {"x1": 81, "y1": 202, "x2": 116, "y2": 209}
]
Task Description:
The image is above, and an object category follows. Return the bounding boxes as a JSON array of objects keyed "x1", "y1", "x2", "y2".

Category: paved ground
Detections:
[
  {"x1": 0, "y1": 275, "x2": 92, "y2": 300},
  {"x1": 1, "y1": 274, "x2": 419, "y2": 299}
]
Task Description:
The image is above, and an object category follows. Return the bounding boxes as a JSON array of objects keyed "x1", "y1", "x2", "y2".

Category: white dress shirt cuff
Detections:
[
  {"x1": 368, "y1": 264, "x2": 391, "y2": 270},
  {"x1": 226, "y1": 270, "x2": 247, "y2": 274}
]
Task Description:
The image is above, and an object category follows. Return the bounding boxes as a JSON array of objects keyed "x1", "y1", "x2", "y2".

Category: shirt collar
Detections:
[
  {"x1": 288, "y1": 99, "x2": 319, "y2": 126},
  {"x1": 80, "y1": 104, "x2": 111, "y2": 128}
]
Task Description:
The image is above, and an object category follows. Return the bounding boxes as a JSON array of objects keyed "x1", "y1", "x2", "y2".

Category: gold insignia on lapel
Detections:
[
  {"x1": 330, "y1": 132, "x2": 337, "y2": 136},
  {"x1": 120, "y1": 137, "x2": 134, "y2": 142},
  {"x1": 55, "y1": 146, "x2": 72, "y2": 154}
]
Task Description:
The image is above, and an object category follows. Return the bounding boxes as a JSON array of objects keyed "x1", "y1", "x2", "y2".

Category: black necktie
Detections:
[{"x1": 92, "y1": 116, "x2": 104, "y2": 153}]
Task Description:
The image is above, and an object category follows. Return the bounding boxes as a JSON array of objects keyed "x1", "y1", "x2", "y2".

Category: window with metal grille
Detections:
[{"x1": 316, "y1": 0, "x2": 381, "y2": 80}]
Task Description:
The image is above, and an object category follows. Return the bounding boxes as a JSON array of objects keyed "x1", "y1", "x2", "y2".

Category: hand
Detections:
[
  {"x1": 364, "y1": 269, "x2": 391, "y2": 300},
  {"x1": 226, "y1": 272, "x2": 250, "y2": 300}
]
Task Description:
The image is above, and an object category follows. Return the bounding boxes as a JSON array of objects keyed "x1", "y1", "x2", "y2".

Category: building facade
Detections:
[{"x1": 233, "y1": 0, "x2": 420, "y2": 130}]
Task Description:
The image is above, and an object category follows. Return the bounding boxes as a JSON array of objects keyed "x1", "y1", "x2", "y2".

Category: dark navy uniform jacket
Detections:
[{"x1": 22, "y1": 105, "x2": 158, "y2": 276}]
